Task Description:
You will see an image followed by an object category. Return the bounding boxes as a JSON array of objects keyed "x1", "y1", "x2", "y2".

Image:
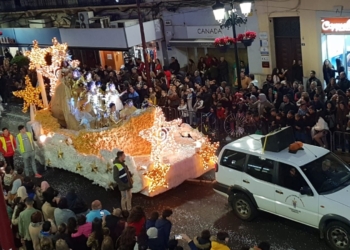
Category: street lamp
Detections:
[{"x1": 212, "y1": 0, "x2": 252, "y2": 88}]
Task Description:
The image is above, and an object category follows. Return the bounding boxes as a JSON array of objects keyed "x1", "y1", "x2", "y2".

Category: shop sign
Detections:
[
  {"x1": 321, "y1": 18, "x2": 350, "y2": 33},
  {"x1": 187, "y1": 26, "x2": 233, "y2": 39}
]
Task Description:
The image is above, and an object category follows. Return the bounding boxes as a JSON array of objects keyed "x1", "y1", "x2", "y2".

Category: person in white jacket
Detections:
[
  {"x1": 312, "y1": 116, "x2": 329, "y2": 148},
  {"x1": 186, "y1": 88, "x2": 195, "y2": 125},
  {"x1": 177, "y1": 99, "x2": 189, "y2": 124}
]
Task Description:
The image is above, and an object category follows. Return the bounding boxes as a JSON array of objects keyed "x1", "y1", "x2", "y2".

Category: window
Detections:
[
  {"x1": 301, "y1": 153, "x2": 350, "y2": 194},
  {"x1": 220, "y1": 149, "x2": 246, "y2": 171},
  {"x1": 246, "y1": 155, "x2": 274, "y2": 183},
  {"x1": 278, "y1": 163, "x2": 308, "y2": 192}
]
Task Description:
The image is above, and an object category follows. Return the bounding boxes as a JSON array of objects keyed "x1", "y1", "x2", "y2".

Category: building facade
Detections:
[
  {"x1": 255, "y1": 0, "x2": 350, "y2": 84},
  {"x1": 160, "y1": 0, "x2": 350, "y2": 84},
  {"x1": 162, "y1": 6, "x2": 260, "y2": 81}
]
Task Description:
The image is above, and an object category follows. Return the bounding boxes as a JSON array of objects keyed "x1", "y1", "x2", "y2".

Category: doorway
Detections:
[
  {"x1": 322, "y1": 34, "x2": 350, "y2": 78},
  {"x1": 274, "y1": 17, "x2": 302, "y2": 82}
]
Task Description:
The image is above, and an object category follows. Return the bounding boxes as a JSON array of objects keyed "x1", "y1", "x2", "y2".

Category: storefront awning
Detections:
[{"x1": 169, "y1": 39, "x2": 246, "y2": 49}]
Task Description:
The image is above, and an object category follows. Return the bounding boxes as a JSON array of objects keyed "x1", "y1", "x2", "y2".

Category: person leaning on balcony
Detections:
[{"x1": 16, "y1": 125, "x2": 41, "y2": 178}]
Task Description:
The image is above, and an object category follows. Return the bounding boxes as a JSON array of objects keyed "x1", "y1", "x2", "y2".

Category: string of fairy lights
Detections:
[
  {"x1": 139, "y1": 107, "x2": 183, "y2": 193},
  {"x1": 24, "y1": 37, "x2": 68, "y2": 97},
  {"x1": 139, "y1": 107, "x2": 219, "y2": 193}
]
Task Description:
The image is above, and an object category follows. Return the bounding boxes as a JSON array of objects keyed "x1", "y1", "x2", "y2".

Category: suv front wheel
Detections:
[
  {"x1": 230, "y1": 193, "x2": 257, "y2": 221},
  {"x1": 326, "y1": 221, "x2": 350, "y2": 250}
]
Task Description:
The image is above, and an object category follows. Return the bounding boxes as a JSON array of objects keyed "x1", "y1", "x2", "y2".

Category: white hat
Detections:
[{"x1": 147, "y1": 227, "x2": 158, "y2": 239}]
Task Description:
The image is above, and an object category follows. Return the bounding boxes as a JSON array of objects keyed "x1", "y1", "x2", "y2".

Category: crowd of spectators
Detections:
[
  {"x1": 2, "y1": 52, "x2": 350, "y2": 151},
  {"x1": 0, "y1": 170, "x2": 270, "y2": 250},
  {"x1": 74, "y1": 56, "x2": 350, "y2": 151},
  {"x1": 0, "y1": 49, "x2": 35, "y2": 106},
  {"x1": 99, "y1": 58, "x2": 350, "y2": 152}
]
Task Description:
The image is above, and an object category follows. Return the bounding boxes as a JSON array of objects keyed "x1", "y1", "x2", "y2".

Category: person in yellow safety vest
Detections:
[
  {"x1": 15, "y1": 125, "x2": 42, "y2": 178},
  {"x1": 113, "y1": 151, "x2": 133, "y2": 211},
  {"x1": 0, "y1": 127, "x2": 16, "y2": 169}
]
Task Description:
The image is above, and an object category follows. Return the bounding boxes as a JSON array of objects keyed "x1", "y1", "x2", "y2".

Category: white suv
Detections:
[{"x1": 214, "y1": 134, "x2": 350, "y2": 250}]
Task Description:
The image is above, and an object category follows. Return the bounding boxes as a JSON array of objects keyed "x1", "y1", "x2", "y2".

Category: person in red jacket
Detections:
[
  {"x1": 205, "y1": 54, "x2": 213, "y2": 68},
  {"x1": 164, "y1": 68, "x2": 172, "y2": 88},
  {"x1": 155, "y1": 58, "x2": 162, "y2": 72},
  {"x1": 136, "y1": 58, "x2": 145, "y2": 75},
  {"x1": 0, "y1": 128, "x2": 16, "y2": 169},
  {"x1": 216, "y1": 104, "x2": 226, "y2": 133},
  {"x1": 127, "y1": 206, "x2": 146, "y2": 237}
]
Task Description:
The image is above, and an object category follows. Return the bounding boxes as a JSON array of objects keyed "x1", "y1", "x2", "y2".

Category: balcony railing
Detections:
[{"x1": 1, "y1": 0, "x2": 143, "y2": 12}]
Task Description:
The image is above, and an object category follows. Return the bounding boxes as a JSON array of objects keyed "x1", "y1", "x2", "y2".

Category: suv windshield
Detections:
[{"x1": 301, "y1": 153, "x2": 350, "y2": 194}]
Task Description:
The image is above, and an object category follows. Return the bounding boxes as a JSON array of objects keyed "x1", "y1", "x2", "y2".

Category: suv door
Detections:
[
  {"x1": 241, "y1": 154, "x2": 276, "y2": 213},
  {"x1": 217, "y1": 149, "x2": 247, "y2": 189},
  {"x1": 274, "y1": 163, "x2": 319, "y2": 228}
]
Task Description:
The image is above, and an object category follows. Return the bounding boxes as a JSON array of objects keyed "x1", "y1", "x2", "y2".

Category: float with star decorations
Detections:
[{"x1": 14, "y1": 38, "x2": 218, "y2": 197}]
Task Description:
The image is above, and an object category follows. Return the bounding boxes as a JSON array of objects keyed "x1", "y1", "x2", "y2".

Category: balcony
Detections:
[{"x1": 0, "y1": 0, "x2": 144, "y2": 12}]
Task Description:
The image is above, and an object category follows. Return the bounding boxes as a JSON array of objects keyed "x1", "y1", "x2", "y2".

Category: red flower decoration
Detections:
[
  {"x1": 236, "y1": 31, "x2": 257, "y2": 41},
  {"x1": 237, "y1": 34, "x2": 244, "y2": 42},
  {"x1": 245, "y1": 31, "x2": 257, "y2": 40},
  {"x1": 213, "y1": 36, "x2": 237, "y2": 47}
]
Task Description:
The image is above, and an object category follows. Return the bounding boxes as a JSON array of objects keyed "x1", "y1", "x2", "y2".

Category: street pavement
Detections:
[{"x1": 30, "y1": 166, "x2": 329, "y2": 250}]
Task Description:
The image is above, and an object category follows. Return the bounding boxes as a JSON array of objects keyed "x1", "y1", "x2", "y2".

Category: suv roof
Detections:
[{"x1": 224, "y1": 134, "x2": 329, "y2": 167}]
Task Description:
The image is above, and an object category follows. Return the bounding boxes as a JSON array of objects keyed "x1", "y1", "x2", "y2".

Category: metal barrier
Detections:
[
  {"x1": 160, "y1": 107, "x2": 179, "y2": 121},
  {"x1": 156, "y1": 105, "x2": 343, "y2": 153},
  {"x1": 158, "y1": 106, "x2": 222, "y2": 136},
  {"x1": 332, "y1": 131, "x2": 350, "y2": 153}
]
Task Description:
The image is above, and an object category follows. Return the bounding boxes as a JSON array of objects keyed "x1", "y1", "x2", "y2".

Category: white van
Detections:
[{"x1": 214, "y1": 134, "x2": 350, "y2": 250}]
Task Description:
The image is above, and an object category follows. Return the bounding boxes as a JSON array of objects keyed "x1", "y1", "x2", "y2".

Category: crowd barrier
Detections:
[
  {"x1": 160, "y1": 107, "x2": 220, "y2": 133},
  {"x1": 156, "y1": 106, "x2": 350, "y2": 155},
  {"x1": 332, "y1": 130, "x2": 350, "y2": 154}
]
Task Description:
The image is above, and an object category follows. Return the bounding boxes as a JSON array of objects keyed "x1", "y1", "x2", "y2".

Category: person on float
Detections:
[
  {"x1": 109, "y1": 103, "x2": 121, "y2": 126},
  {"x1": 0, "y1": 127, "x2": 16, "y2": 169},
  {"x1": 105, "y1": 83, "x2": 126, "y2": 112},
  {"x1": 15, "y1": 125, "x2": 41, "y2": 178},
  {"x1": 120, "y1": 99, "x2": 137, "y2": 120},
  {"x1": 113, "y1": 151, "x2": 133, "y2": 211},
  {"x1": 81, "y1": 81, "x2": 102, "y2": 116}
]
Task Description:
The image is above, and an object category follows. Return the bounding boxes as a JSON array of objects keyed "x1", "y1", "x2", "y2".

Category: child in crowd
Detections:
[
  {"x1": 3, "y1": 165, "x2": 14, "y2": 192},
  {"x1": 146, "y1": 211, "x2": 159, "y2": 230}
]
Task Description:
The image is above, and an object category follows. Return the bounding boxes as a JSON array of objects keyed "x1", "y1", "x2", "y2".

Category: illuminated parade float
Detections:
[{"x1": 14, "y1": 38, "x2": 218, "y2": 197}]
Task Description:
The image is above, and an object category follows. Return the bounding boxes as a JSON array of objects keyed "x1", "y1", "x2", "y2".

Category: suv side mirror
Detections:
[{"x1": 300, "y1": 186, "x2": 313, "y2": 196}]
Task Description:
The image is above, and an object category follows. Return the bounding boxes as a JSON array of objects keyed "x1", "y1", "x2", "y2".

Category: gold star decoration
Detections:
[
  {"x1": 49, "y1": 37, "x2": 68, "y2": 64},
  {"x1": 45, "y1": 159, "x2": 51, "y2": 167},
  {"x1": 91, "y1": 161, "x2": 98, "y2": 173},
  {"x1": 106, "y1": 162, "x2": 113, "y2": 174},
  {"x1": 25, "y1": 40, "x2": 48, "y2": 70},
  {"x1": 76, "y1": 162, "x2": 83, "y2": 171},
  {"x1": 143, "y1": 163, "x2": 170, "y2": 193},
  {"x1": 57, "y1": 148, "x2": 64, "y2": 159},
  {"x1": 25, "y1": 38, "x2": 68, "y2": 97},
  {"x1": 12, "y1": 75, "x2": 44, "y2": 113}
]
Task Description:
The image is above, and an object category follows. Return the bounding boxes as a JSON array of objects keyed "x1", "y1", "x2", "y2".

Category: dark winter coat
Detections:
[
  {"x1": 155, "y1": 218, "x2": 172, "y2": 249},
  {"x1": 193, "y1": 236, "x2": 211, "y2": 250},
  {"x1": 113, "y1": 159, "x2": 133, "y2": 191}
]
